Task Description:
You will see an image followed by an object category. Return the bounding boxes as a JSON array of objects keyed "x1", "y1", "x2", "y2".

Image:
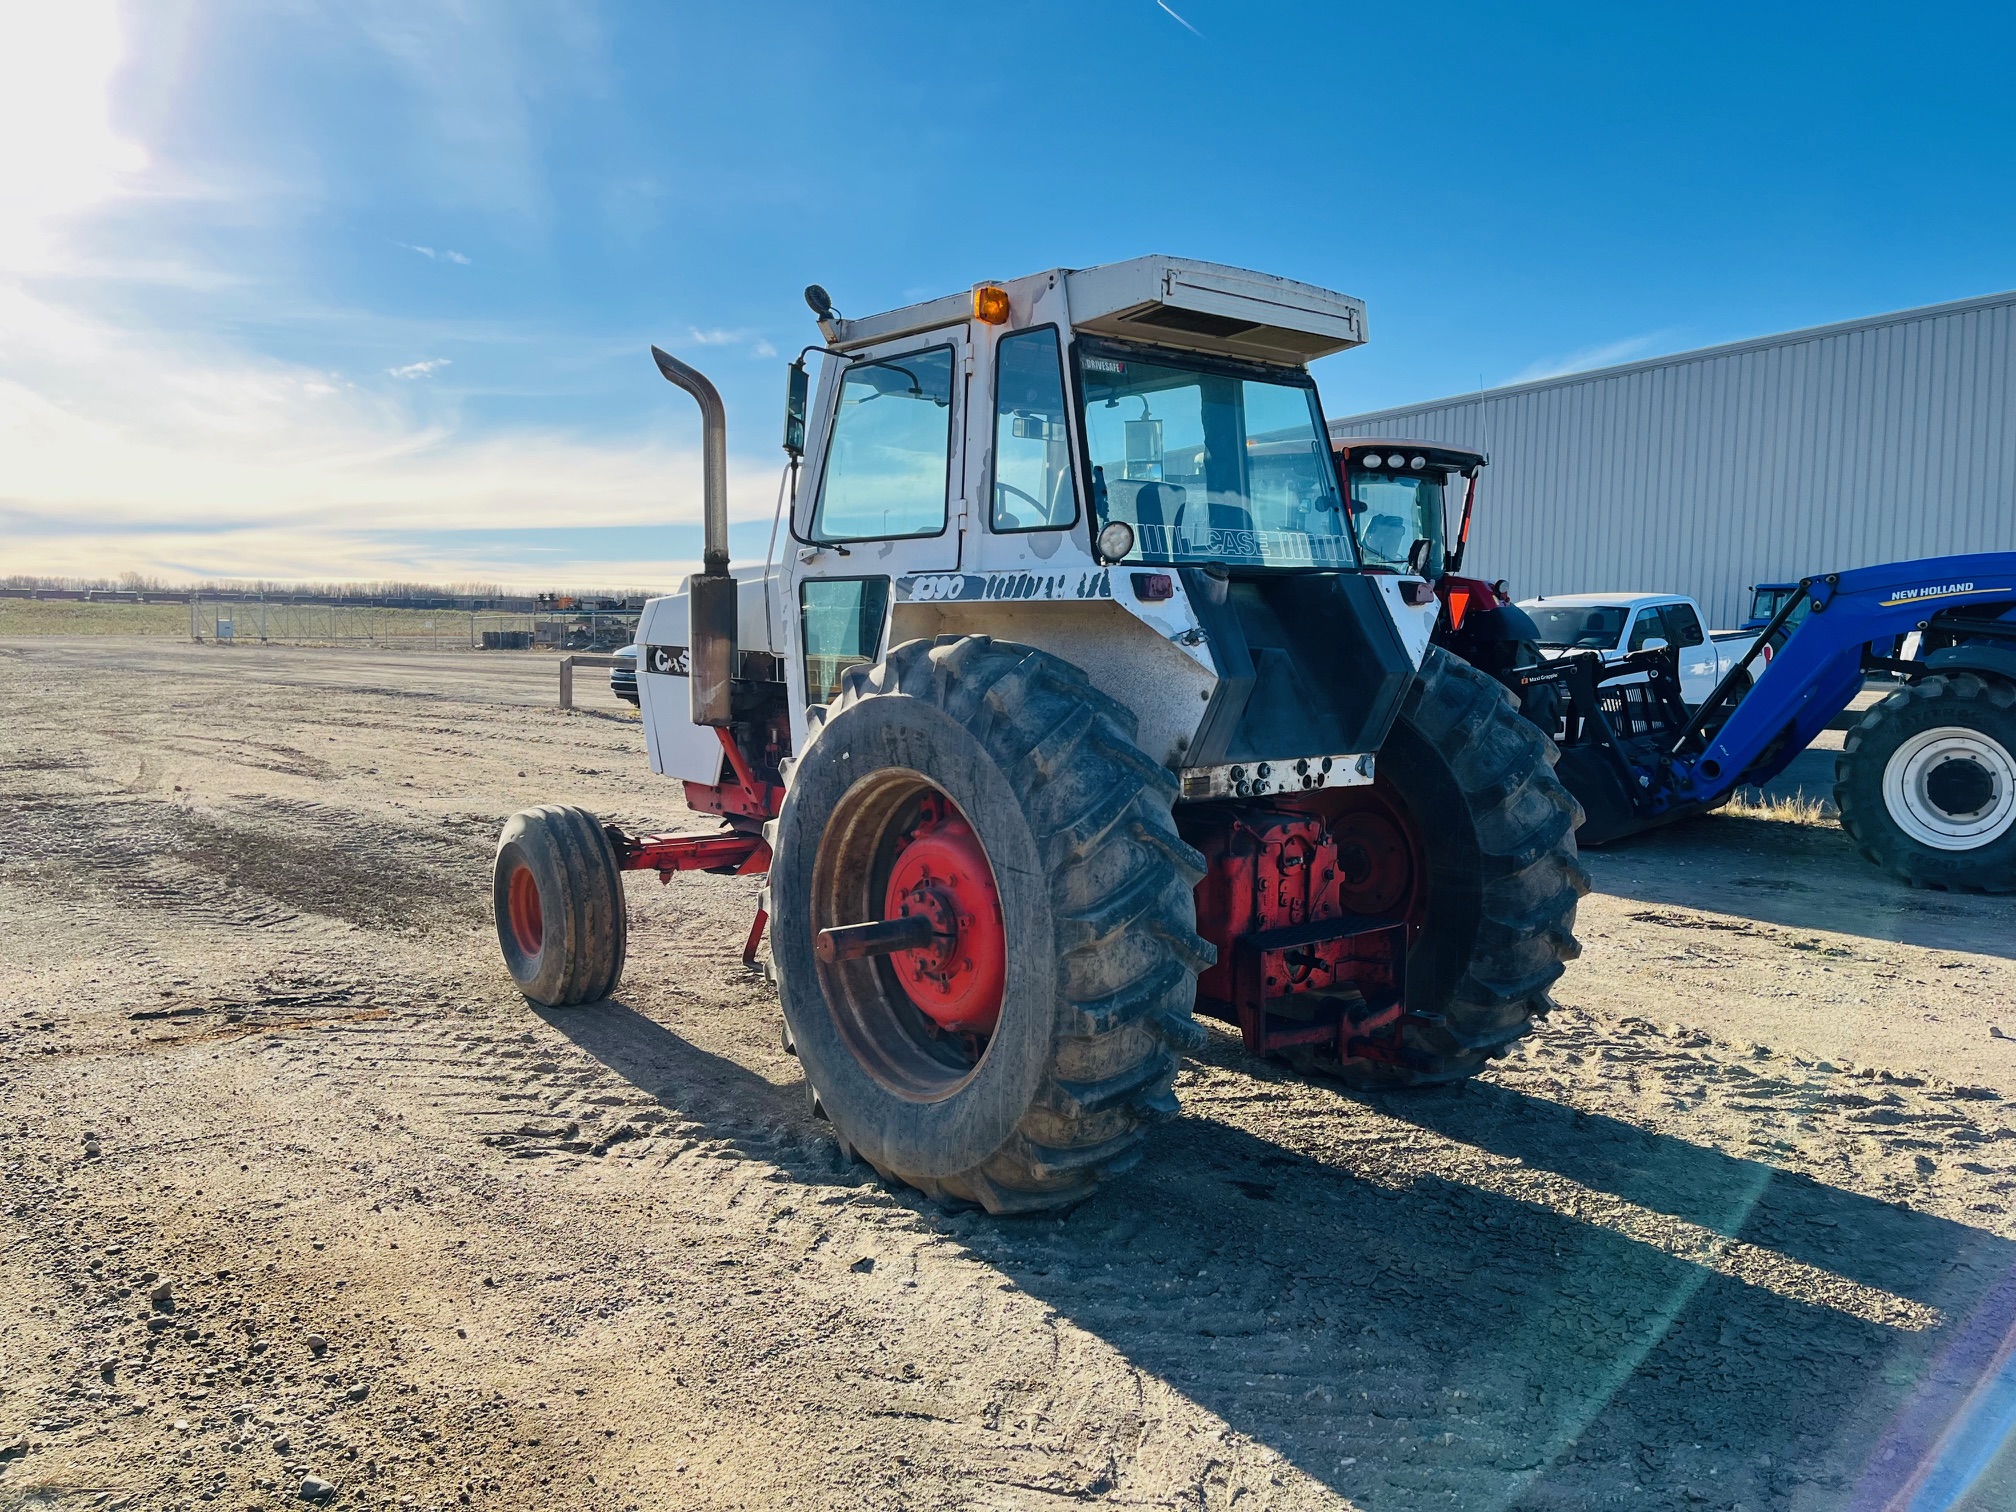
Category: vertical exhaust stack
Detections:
[{"x1": 651, "y1": 345, "x2": 736, "y2": 728}]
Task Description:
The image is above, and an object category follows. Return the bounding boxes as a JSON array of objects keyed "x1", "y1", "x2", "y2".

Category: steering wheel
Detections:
[{"x1": 994, "y1": 479, "x2": 1044, "y2": 526}]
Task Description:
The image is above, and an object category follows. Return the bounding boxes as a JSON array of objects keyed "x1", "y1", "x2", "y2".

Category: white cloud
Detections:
[
  {"x1": 401, "y1": 243, "x2": 472, "y2": 265},
  {"x1": 1509, "y1": 331, "x2": 1676, "y2": 384},
  {"x1": 0, "y1": 285, "x2": 776, "y2": 580},
  {"x1": 0, "y1": 3, "x2": 775, "y2": 591},
  {"x1": 687, "y1": 327, "x2": 778, "y2": 359}
]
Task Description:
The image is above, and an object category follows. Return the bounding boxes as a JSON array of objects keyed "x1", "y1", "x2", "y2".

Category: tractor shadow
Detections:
[
  {"x1": 1581, "y1": 808, "x2": 2016, "y2": 961},
  {"x1": 542, "y1": 1001, "x2": 2016, "y2": 1509}
]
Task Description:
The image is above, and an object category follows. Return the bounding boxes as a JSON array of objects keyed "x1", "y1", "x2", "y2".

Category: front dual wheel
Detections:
[{"x1": 768, "y1": 636, "x2": 1212, "y2": 1214}]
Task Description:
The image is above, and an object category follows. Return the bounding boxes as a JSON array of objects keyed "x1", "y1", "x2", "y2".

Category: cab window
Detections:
[
  {"x1": 1629, "y1": 607, "x2": 1674, "y2": 651},
  {"x1": 800, "y1": 578, "x2": 889, "y2": 705},
  {"x1": 812, "y1": 346, "x2": 955, "y2": 542},
  {"x1": 1664, "y1": 603, "x2": 1706, "y2": 646},
  {"x1": 1348, "y1": 463, "x2": 1446, "y2": 574},
  {"x1": 992, "y1": 327, "x2": 1078, "y2": 532}
]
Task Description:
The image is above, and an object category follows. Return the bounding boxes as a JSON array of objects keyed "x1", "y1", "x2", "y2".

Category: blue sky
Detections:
[{"x1": 5, "y1": 1, "x2": 2014, "y2": 590}]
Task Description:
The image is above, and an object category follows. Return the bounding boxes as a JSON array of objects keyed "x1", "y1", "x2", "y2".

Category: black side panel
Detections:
[
  {"x1": 1181, "y1": 571, "x2": 1414, "y2": 766},
  {"x1": 1924, "y1": 643, "x2": 2016, "y2": 687}
]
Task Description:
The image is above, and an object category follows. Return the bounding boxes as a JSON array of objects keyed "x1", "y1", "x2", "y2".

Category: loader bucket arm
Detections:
[{"x1": 1678, "y1": 553, "x2": 2016, "y2": 802}]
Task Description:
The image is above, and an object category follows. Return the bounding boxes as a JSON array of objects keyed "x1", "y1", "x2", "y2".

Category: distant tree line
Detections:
[{"x1": 1, "y1": 571, "x2": 661, "y2": 606}]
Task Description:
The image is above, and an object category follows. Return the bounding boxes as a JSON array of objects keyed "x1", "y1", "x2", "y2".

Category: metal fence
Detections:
[{"x1": 189, "y1": 599, "x2": 639, "y2": 652}]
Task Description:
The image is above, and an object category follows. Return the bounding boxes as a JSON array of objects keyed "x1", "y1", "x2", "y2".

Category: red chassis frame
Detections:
[
  {"x1": 620, "y1": 736, "x2": 1421, "y2": 1073},
  {"x1": 613, "y1": 729, "x2": 777, "y2": 966}
]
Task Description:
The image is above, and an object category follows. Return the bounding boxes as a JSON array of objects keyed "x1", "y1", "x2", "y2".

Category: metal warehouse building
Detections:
[{"x1": 1327, "y1": 289, "x2": 2016, "y2": 628}]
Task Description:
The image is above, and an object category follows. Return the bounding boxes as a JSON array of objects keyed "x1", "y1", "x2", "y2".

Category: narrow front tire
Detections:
[{"x1": 493, "y1": 805, "x2": 628, "y2": 1005}]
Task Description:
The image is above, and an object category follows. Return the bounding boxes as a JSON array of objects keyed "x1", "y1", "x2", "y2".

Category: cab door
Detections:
[{"x1": 786, "y1": 324, "x2": 969, "y2": 744}]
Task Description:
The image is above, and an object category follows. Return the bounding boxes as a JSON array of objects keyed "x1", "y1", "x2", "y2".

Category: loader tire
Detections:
[
  {"x1": 1315, "y1": 646, "x2": 1590, "y2": 1088},
  {"x1": 1836, "y1": 673, "x2": 2016, "y2": 892},
  {"x1": 768, "y1": 635, "x2": 1212, "y2": 1214},
  {"x1": 493, "y1": 804, "x2": 627, "y2": 1005}
]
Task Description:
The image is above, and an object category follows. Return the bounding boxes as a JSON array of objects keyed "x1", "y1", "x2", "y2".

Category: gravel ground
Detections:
[{"x1": 4, "y1": 636, "x2": 2016, "y2": 1512}]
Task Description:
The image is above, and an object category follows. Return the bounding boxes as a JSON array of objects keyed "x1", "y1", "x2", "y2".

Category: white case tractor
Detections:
[{"x1": 493, "y1": 257, "x2": 1588, "y2": 1213}]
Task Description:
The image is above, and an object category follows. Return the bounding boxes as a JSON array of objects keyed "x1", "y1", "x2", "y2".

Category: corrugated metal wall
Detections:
[{"x1": 1327, "y1": 291, "x2": 2016, "y2": 628}]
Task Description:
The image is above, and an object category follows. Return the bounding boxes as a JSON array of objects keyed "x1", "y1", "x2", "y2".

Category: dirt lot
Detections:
[{"x1": 5, "y1": 636, "x2": 2016, "y2": 1512}]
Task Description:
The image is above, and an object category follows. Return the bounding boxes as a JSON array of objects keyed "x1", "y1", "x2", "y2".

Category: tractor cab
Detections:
[
  {"x1": 1329, "y1": 437, "x2": 1488, "y2": 583},
  {"x1": 1325, "y1": 435, "x2": 1556, "y2": 722},
  {"x1": 766, "y1": 257, "x2": 1436, "y2": 783}
]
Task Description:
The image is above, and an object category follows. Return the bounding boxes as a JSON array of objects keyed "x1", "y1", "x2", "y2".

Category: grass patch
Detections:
[
  {"x1": 0, "y1": 599, "x2": 192, "y2": 636},
  {"x1": 1724, "y1": 787, "x2": 1838, "y2": 826}
]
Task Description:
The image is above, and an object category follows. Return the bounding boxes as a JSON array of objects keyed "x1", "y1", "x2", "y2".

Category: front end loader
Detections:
[
  {"x1": 494, "y1": 257, "x2": 1589, "y2": 1212},
  {"x1": 1522, "y1": 559, "x2": 2016, "y2": 890}
]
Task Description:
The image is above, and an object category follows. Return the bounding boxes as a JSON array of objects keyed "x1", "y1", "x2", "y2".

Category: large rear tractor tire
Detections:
[
  {"x1": 493, "y1": 804, "x2": 628, "y2": 1005},
  {"x1": 1318, "y1": 646, "x2": 1590, "y2": 1087},
  {"x1": 1836, "y1": 673, "x2": 2016, "y2": 892},
  {"x1": 768, "y1": 636, "x2": 1212, "y2": 1214}
]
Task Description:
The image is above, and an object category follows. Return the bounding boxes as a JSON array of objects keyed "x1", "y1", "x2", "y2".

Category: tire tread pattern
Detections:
[
  {"x1": 801, "y1": 635, "x2": 1211, "y2": 1213},
  {"x1": 1350, "y1": 648, "x2": 1590, "y2": 1086}
]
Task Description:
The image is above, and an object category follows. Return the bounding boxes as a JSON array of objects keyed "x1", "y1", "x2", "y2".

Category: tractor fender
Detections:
[{"x1": 1921, "y1": 643, "x2": 2016, "y2": 691}]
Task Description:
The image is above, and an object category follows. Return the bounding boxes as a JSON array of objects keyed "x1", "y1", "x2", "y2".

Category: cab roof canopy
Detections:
[
  {"x1": 818, "y1": 256, "x2": 1367, "y2": 368},
  {"x1": 1330, "y1": 435, "x2": 1490, "y2": 473}
]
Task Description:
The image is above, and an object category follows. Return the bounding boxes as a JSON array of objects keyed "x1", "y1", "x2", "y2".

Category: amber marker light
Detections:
[{"x1": 972, "y1": 284, "x2": 1011, "y2": 324}]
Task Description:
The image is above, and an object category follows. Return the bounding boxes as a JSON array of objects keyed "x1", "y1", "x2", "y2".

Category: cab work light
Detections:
[{"x1": 972, "y1": 284, "x2": 1011, "y2": 325}]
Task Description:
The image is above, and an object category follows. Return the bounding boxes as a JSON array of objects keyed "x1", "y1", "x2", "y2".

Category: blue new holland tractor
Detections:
[{"x1": 1521, "y1": 554, "x2": 2016, "y2": 891}]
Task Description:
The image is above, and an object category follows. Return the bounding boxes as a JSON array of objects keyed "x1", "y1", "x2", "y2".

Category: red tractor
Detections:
[{"x1": 1331, "y1": 435, "x2": 1560, "y2": 729}]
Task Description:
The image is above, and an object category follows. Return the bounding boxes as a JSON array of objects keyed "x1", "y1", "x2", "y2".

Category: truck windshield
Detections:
[
  {"x1": 1347, "y1": 465, "x2": 1446, "y2": 573},
  {"x1": 1529, "y1": 604, "x2": 1628, "y2": 649},
  {"x1": 1077, "y1": 340, "x2": 1354, "y2": 568}
]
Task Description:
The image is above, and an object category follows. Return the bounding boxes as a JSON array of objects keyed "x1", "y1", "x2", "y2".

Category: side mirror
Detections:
[
  {"x1": 1640, "y1": 637, "x2": 1670, "y2": 653},
  {"x1": 783, "y1": 358, "x2": 808, "y2": 458}
]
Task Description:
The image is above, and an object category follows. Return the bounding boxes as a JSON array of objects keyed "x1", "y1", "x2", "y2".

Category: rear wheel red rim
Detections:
[
  {"x1": 1327, "y1": 791, "x2": 1427, "y2": 944},
  {"x1": 810, "y1": 772, "x2": 1008, "y2": 1100},
  {"x1": 882, "y1": 794, "x2": 1006, "y2": 1035},
  {"x1": 507, "y1": 864, "x2": 544, "y2": 956}
]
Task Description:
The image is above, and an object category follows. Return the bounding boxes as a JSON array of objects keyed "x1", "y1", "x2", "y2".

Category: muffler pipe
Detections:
[{"x1": 652, "y1": 345, "x2": 735, "y2": 727}]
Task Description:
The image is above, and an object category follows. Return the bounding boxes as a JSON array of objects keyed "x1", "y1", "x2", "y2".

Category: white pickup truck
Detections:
[{"x1": 1517, "y1": 592, "x2": 1762, "y2": 708}]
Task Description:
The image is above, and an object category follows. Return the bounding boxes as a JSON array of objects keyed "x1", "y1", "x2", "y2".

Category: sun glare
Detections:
[{"x1": 0, "y1": 0, "x2": 146, "y2": 268}]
